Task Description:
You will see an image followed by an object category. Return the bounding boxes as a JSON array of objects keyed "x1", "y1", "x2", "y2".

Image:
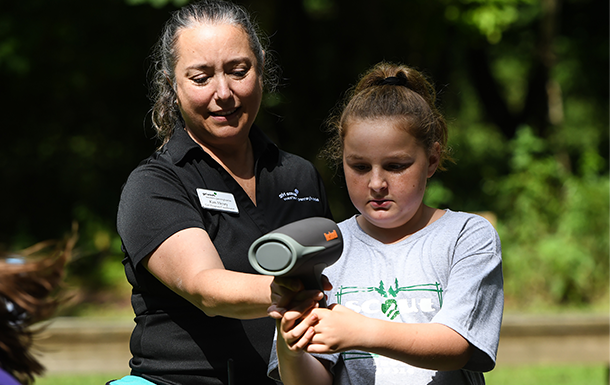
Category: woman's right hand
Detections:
[
  {"x1": 268, "y1": 275, "x2": 332, "y2": 319},
  {"x1": 268, "y1": 277, "x2": 317, "y2": 319}
]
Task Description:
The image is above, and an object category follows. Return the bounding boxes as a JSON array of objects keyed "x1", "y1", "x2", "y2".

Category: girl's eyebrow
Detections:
[
  {"x1": 344, "y1": 154, "x2": 366, "y2": 161},
  {"x1": 345, "y1": 152, "x2": 412, "y2": 160}
]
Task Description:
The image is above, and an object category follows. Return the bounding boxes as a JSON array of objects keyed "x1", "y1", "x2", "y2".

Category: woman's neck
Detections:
[{"x1": 190, "y1": 131, "x2": 257, "y2": 205}]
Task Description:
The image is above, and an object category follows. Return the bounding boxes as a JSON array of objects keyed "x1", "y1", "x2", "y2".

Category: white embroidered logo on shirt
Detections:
[
  {"x1": 278, "y1": 189, "x2": 320, "y2": 202},
  {"x1": 335, "y1": 279, "x2": 443, "y2": 320}
]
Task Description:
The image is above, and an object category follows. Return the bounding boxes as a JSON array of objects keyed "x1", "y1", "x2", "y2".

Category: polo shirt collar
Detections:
[{"x1": 165, "y1": 124, "x2": 279, "y2": 166}]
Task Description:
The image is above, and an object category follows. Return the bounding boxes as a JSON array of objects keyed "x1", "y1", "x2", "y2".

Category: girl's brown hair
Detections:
[{"x1": 324, "y1": 62, "x2": 451, "y2": 170}]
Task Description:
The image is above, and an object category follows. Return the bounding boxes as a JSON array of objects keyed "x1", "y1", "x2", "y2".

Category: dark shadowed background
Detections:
[{"x1": 0, "y1": 0, "x2": 607, "y2": 312}]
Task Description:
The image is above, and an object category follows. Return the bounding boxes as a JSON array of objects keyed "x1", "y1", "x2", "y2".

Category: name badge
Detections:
[{"x1": 196, "y1": 189, "x2": 239, "y2": 214}]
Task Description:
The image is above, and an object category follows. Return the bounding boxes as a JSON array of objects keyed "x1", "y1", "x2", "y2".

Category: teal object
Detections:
[{"x1": 108, "y1": 375, "x2": 156, "y2": 385}]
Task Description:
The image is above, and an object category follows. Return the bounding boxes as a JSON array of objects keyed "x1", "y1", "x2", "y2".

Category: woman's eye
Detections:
[
  {"x1": 232, "y1": 69, "x2": 248, "y2": 78},
  {"x1": 192, "y1": 76, "x2": 210, "y2": 84}
]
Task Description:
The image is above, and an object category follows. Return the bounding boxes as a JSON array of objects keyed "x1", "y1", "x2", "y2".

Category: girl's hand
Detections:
[
  {"x1": 307, "y1": 305, "x2": 473, "y2": 371},
  {"x1": 307, "y1": 304, "x2": 369, "y2": 354},
  {"x1": 277, "y1": 301, "x2": 319, "y2": 356}
]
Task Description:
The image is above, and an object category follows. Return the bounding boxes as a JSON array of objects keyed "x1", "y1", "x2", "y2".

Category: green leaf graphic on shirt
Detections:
[
  {"x1": 374, "y1": 280, "x2": 387, "y2": 297},
  {"x1": 381, "y1": 299, "x2": 400, "y2": 320},
  {"x1": 335, "y1": 279, "x2": 444, "y2": 308},
  {"x1": 388, "y1": 278, "x2": 400, "y2": 297}
]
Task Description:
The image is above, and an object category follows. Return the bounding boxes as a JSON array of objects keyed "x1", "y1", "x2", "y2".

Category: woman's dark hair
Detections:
[
  {"x1": 324, "y1": 62, "x2": 451, "y2": 170},
  {"x1": 149, "y1": 0, "x2": 278, "y2": 145}
]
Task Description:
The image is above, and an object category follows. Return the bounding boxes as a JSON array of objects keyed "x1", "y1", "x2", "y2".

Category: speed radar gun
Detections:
[{"x1": 248, "y1": 217, "x2": 343, "y2": 307}]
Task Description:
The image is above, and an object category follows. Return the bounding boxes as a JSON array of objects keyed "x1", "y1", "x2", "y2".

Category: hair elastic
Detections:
[{"x1": 379, "y1": 76, "x2": 408, "y2": 87}]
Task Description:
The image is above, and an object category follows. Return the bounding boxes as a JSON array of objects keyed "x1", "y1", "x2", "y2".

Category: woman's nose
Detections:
[{"x1": 214, "y1": 76, "x2": 232, "y2": 100}]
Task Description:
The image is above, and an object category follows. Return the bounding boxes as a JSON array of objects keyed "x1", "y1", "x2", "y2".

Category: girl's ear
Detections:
[{"x1": 427, "y1": 142, "x2": 441, "y2": 178}]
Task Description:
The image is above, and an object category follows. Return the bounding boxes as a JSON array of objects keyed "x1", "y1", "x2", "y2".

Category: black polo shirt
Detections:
[{"x1": 117, "y1": 125, "x2": 332, "y2": 385}]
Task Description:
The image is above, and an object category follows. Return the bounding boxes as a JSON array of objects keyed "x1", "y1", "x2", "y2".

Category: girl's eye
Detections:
[
  {"x1": 349, "y1": 164, "x2": 370, "y2": 172},
  {"x1": 387, "y1": 163, "x2": 407, "y2": 171}
]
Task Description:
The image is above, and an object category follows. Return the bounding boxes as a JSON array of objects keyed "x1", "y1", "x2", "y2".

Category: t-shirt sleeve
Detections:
[
  {"x1": 431, "y1": 215, "x2": 504, "y2": 372},
  {"x1": 117, "y1": 162, "x2": 205, "y2": 267},
  {"x1": 267, "y1": 329, "x2": 281, "y2": 381}
]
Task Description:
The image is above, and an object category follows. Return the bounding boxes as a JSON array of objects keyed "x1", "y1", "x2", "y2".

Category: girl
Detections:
[{"x1": 269, "y1": 62, "x2": 504, "y2": 385}]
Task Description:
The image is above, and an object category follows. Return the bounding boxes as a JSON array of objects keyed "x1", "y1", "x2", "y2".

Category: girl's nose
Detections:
[{"x1": 368, "y1": 170, "x2": 387, "y2": 192}]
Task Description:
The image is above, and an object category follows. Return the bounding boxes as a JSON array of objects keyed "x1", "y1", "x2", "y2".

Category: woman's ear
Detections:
[
  {"x1": 427, "y1": 142, "x2": 441, "y2": 178},
  {"x1": 165, "y1": 72, "x2": 180, "y2": 107},
  {"x1": 164, "y1": 72, "x2": 176, "y2": 90}
]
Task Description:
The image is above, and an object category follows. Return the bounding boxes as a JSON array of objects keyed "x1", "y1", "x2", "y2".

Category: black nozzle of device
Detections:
[{"x1": 248, "y1": 217, "x2": 343, "y2": 307}]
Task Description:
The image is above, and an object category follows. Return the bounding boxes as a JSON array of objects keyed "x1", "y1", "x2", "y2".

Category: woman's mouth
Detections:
[{"x1": 210, "y1": 107, "x2": 239, "y2": 118}]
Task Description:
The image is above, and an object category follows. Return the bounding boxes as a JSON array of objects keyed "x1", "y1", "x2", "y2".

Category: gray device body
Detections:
[{"x1": 248, "y1": 217, "x2": 343, "y2": 307}]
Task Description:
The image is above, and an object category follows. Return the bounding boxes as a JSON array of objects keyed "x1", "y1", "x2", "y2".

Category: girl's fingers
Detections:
[
  {"x1": 281, "y1": 312, "x2": 319, "y2": 347},
  {"x1": 292, "y1": 326, "x2": 315, "y2": 350}
]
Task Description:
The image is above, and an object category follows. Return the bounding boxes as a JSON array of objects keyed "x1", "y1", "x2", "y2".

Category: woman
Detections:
[{"x1": 114, "y1": 1, "x2": 332, "y2": 384}]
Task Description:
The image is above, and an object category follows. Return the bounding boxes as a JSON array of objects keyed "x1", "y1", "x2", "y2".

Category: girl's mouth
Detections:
[{"x1": 369, "y1": 199, "x2": 391, "y2": 209}]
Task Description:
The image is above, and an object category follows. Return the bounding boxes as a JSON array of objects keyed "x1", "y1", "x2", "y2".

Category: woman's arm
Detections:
[
  {"x1": 144, "y1": 227, "x2": 315, "y2": 319},
  {"x1": 307, "y1": 304, "x2": 473, "y2": 371}
]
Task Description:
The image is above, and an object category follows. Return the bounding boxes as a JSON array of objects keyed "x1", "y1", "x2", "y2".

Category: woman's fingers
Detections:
[
  {"x1": 269, "y1": 276, "x2": 325, "y2": 319},
  {"x1": 320, "y1": 274, "x2": 333, "y2": 291},
  {"x1": 269, "y1": 277, "x2": 302, "y2": 317}
]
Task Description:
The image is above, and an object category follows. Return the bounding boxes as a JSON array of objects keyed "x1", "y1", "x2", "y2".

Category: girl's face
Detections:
[
  {"x1": 342, "y1": 118, "x2": 439, "y2": 239},
  {"x1": 173, "y1": 23, "x2": 263, "y2": 150}
]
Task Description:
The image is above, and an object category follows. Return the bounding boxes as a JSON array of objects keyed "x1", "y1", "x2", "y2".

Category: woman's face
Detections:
[
  {"x1": 173, "y1": 23, "x2": 263, "y2": 150},
  {"x1": 342, "y1": 118, "x2": 439, "y2": 237}
]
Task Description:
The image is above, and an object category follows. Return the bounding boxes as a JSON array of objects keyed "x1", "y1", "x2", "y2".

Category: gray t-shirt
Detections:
[{"x1": 269, "y1": 210, "x2": 503, "y2": 385}]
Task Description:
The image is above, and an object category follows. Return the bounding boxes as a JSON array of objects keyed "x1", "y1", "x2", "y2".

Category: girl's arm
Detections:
[
  {"x1": 307, "y1": 304, "x2": 472, "y2": 371},
  {"x1": 144, "y1": 227, "x2": 320, "y2": 319},
  {"x1": 275, "y1": 306, "x2": 333, "y2": 385}
]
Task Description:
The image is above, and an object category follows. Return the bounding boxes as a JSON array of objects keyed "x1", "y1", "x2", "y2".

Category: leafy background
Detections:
[{"x1": 0, "y1": 0, "x2": 607, "y2": 314}]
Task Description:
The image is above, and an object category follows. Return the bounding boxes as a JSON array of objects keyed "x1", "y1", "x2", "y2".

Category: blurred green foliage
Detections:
[
  {"x1": 0, "y1": 0, "x2": 607, "y2": 312},
  {"x1": 484, "y1": 364, "x2": 609, "y2": 385},
  {"x1": 497, "y1": 126, "x2": 609, "y2": 306}
]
